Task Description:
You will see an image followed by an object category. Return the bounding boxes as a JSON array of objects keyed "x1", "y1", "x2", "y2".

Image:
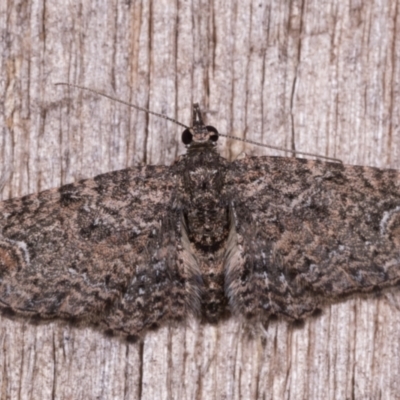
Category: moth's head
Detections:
[{"x1": 181, "y1": 103, "x2": 219, "y2": 146}]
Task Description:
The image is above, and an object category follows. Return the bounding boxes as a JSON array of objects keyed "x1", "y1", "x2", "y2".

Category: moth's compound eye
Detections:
[
  {"x1": 182, "y1": 129, "x2": 193, "y2": 144},
  {"x1": 207, "y1": 126, "x2": 219, "y2": 142}
]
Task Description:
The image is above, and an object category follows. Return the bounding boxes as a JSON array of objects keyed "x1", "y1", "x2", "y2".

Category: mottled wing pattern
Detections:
[
  {"x1": 0, "y1": 165, "x2": 188, "y2": 338},
  {"x1": 225, "y1": 156, "x2": 400, "y2": 320}
]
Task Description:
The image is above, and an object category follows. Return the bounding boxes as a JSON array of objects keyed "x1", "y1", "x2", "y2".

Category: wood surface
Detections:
[{"x1": 1, "y1": 1, "x2": 400, "y2": 399}]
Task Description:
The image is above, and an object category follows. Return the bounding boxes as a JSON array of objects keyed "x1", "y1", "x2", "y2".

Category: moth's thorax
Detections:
[{"x1": 175, "y1": 144, "x2": 229, "y2": 248}]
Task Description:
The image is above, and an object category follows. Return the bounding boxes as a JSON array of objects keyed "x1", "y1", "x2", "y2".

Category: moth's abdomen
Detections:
[{"x1": 184, "y1": 206, "x2": 230, "y2": 322}]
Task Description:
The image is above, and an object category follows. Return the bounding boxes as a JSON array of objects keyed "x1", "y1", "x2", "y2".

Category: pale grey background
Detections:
[{"x1": 1, "y1": 1, "x2": 400, "y2": 399}]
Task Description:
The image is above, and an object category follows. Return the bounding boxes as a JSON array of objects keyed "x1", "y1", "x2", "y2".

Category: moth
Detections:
[{"x1": 1, "y1": 96, "x2": 400, "y2": 341}]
